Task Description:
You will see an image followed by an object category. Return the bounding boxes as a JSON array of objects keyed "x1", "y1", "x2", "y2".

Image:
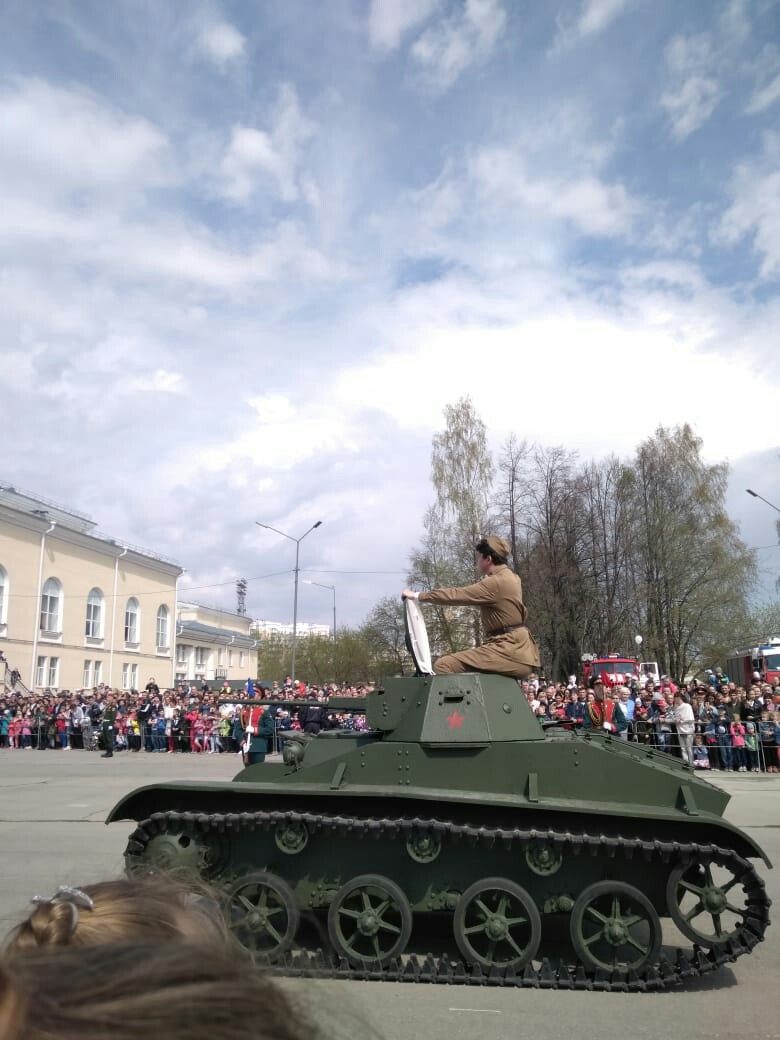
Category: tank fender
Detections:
[{"x1": 106, "y1": 784, "x2": 165, "y2": 823}]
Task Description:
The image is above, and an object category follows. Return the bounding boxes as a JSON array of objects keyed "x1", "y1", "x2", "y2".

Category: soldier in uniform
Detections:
[
  {"x1": 583, "y1": 677, "x2": 616, "y2": 731},
  {"x1": 240, "y1": 702, "x2": 275, "y2": 766},
  {"x1": 402, "y1": 536, "x2": 541, "y2": 679},
  {"x1": 100, "y1": 696, "x2": 117, "y2": 758}
]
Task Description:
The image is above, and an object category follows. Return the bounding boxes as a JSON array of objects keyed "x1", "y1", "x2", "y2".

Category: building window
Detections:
[
  {"x1": 40, "y1": 578, "x2": 62, "y2": 634},
  {"x1": 0, "y1": 565, "x2": 7, "y2": 627},
  {"x1": 176, "y1": 643, "x2": 188, "y2": 664},
  {"x1": 122, "y1": 662, "x2": 139, "y2": 690},
  {"x1": 36, "y1": 656, "x2": 46, "y2": 687},
  {"x1": 156, "y1": 605, "x2": 169, "y2": 649},
  {"x1": 83, "y1": 660, "x2": 92, "y2": 688},
  {"x1": 93, "y1": 660, "x2": 102, "y2": 686},
  {"x1": 218, "y1": 647, "x2": 225, "y2": 666},
  {"x1": 239, "y1": 651, "x2": 245, "y2": 668},
  {"x1": 228, "y1": 650, "x2": 234, "y2": 667},
  {"x1": 85, "y1": 587, "x2": 104, "y2": 639},
  {"x1": 195, "y1": 647, "x2": 207, "y2": 668},
  {"x1": 47, "y1": 657, "x2": 59, "y2": 688},
  {"x1": 124, "y1": 598, "x2": 139, "y2": 644}
]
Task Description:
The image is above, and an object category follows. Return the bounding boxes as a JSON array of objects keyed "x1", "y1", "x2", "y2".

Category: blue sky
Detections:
[{"x1": 2, "y1": 0, "x2": 779, "y2": 624}]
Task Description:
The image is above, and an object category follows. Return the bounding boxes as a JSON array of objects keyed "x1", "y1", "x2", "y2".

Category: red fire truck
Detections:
[
  {"x1": 581, "y1": 653, "x2": 640, "y2": 688},
  {"x1": 726, "y1": 639, "x2": 780, "y2": 688}
]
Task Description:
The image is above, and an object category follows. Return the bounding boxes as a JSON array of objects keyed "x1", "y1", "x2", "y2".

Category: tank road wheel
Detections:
[
  {"x1": 666, "y1": 857, "x2": 753, "y2": 947},
  {"x1": 327, "y1": 874, "x2": 412, "y2": 967},
  {"x1": 525, "y1": 841, "x2": 563, "y2": 876},
  {"x1": 405, "y1": 832, "x2": 442, "y2": 864},
  {"x1": 227, "y1": 872, "x2": 299, "y2": 961},
  {"x1": 133, "y1": 831, "x2": 229, "y2": 880},
  {"x1": 274, "y1": 820, "x2": 309, "y2": 855},
  {"x1": 570, "y1": 881, "x2": 662, "y2": 973},
  {"x1": 453, "y1": 877, "x2": 541, "y2": 970}
]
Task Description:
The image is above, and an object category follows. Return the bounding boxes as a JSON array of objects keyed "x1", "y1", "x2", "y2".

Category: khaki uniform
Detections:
[{"x1": 419, "y1": 564, "x2": 540, "y2": 678}]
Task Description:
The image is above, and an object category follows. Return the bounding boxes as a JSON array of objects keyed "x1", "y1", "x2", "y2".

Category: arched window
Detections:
[
  {"x1": 85, "y1": 587, "x2": 104, "y2": 639},
  {"x1": 40, "y1": 577, "x2": 62, "y2": 633},
  {"x1": 0, "y1": 565, "x2": 7, "y2": 627},
  {"x1": 124, "y1": 597, "x2": 139, "y2": 644},
  {"x1": 156, "y1": 605, "x2": 169, "y2": 649}
]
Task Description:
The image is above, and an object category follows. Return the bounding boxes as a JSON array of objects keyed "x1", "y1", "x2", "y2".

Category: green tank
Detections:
[{"x1": 107, "y1": 674, "x2": 771, "y2": 991}]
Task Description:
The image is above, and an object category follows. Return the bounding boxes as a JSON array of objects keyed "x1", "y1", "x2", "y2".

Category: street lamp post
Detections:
[
  {"x1": 303, "y1": 580, "x2": 337, "y2": 639},
  {"x1": 746, "y1": 489, "x2": 780, "y2": 516},
  {"x1": 256, "y1": 520, "x2": 322, "y2": 683}
]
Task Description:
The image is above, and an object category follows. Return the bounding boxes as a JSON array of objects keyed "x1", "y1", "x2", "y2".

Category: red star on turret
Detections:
[{"x1": 447, "y1": 710, "x2": 465, "y2": 729}]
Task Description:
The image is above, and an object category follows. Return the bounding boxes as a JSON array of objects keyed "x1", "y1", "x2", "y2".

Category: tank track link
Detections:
[{"x1": 125, "y1": 808, "x2": 771, "y2": 992}]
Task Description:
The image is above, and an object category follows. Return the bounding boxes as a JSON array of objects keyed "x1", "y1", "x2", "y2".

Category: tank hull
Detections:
[{"x1": 108, "y1": 673, "x2": 771, "y2": 988}]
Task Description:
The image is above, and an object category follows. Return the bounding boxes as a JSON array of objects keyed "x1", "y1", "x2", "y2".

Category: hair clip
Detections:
[
  {"x1": 32, "y1": 885, "x2": 95, "y2": 911},
  {"x1": 31, "y1": 886, "x2": 94, "y2": 936}
]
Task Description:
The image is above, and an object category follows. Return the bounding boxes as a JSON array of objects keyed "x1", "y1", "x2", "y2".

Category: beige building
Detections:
[
  {"x1": 175, "y1": 602, "x2": 258, "y2": 685},
  {"x1": 0, "y1": 485, "x2": 182, "y2": 692}
]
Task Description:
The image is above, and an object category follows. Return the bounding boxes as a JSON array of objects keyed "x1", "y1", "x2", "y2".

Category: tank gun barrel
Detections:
[{"x1": 218, "y1": 697, "x2": 367, "y2": 712}]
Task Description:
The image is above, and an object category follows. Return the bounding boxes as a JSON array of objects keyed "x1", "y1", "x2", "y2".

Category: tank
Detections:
[{"x1": 107, "y1": 607, "x2": 771, "y2": 991}]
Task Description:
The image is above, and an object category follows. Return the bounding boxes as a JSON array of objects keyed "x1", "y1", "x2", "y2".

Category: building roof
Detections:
[
  {"x1": 0, "y1": 481, "x2": 181, "y2": 569},
  {"x1": 177, "y1": 619, "x2": 257, "y2": 648},
  {"x1": 0, "y1": 484, "x2": 95, "y2": 534}
]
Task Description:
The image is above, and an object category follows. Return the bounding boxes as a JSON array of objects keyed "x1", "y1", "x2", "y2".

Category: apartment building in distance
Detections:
[
  {"x1": 253, "y1": 620, "x2": 331, "y2": 638},
  {"x1": 0, "y1": 484, "x2": 182, "y2": 692}
]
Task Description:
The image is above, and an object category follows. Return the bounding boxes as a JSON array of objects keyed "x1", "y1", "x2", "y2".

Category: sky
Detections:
[{"x1": 1, "y1": 0, "x2": 779, "y2": 627}]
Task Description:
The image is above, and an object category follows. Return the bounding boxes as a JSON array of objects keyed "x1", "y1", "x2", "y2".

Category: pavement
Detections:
[{"x1": 0, "y1": 749, "x2": 778, "y2": 1039}]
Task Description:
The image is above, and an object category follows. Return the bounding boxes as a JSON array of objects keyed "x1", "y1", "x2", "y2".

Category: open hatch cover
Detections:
[{"x1": 404, "y1": 597, "x2": 434, "y2": 675}]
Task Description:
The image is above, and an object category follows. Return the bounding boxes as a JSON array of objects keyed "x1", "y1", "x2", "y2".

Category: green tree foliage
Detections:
[
  {"x1": 382, "y1": 404, "x2": 759, "y2": 683},
  {"x1": 409, "y1": 397, "x2": 493, "y2": 656},
  {"x1": 632, "y1": 425, "x2": 756, "y2": 679},
  {"x1": 360, "y1": 597, "x2": 413, "y2": 675},
  {"x1": 256, "y1": 625, "x2": 403, "y2": 686},
  {"x1": 256, "y1": 632, "x2": 291, "y2": 681}
]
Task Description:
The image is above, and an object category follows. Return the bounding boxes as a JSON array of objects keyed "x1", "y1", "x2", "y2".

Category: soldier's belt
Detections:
[{"x1": 486, "y1": 623, "x2": 527, "y2": 637}]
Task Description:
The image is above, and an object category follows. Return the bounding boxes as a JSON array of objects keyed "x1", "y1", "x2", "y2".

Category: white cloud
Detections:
[
  {"x1": 0, "y1": 198, "x2": 342, "y2": 290},
  {"x1": 329, "y1": 295, "x2": 778, "y2": 464},
  {"x1": 745, "y1": 44, "x2": 780, "y2": 115},
  {"x1": 126, "y1": 369, "x2": 186, "y2": 395},
  {"x1": 747, "y1": 71, "x2": 780, "y2": 114},
  {"x1": 410, "y1": 0, "x2": 507, "y2": 92},
  {"x1": 716, "y1": 133, "x2": 780, "y2": 279},
  {"x1": 577, "y1": 0, "x2": 634, "y2": 36},
  {"x1": 196, "y1": 394, "x2": 361, "y2": 475},
  {"x1": 554, "y1": 0, "x2": 637, "y2": 48},
  {"x1": 218, "y1": 84, "x2": 315, "y2": 203},
  {"x1": 196, "y1": 20, "x2": 246, "y2": 68},
  {"x1": 367, "y1": 0, "x2": 439, "y2": 50},
  {"x1": 660, "y1": 34, "x2": 722, "y2": 140},
  {"x1": 0, "y1": 78, "x2": 171, "y2": 201},
  {"x1": 469, "y1": 147, "x2": 640, "y2": 237}
]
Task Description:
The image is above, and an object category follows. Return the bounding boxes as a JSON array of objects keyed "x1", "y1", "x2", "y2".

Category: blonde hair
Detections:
[
  {"x1": 0, "y1": 941, "x2": 310, "y2": 1040},
  {"x1": 3, "y1": 876, "x2": 229, "y2": 954}
]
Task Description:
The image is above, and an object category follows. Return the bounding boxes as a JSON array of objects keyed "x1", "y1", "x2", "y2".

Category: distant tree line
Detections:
[{"x1": 257, "y1": 398, "x2": 776, "y2": 684}]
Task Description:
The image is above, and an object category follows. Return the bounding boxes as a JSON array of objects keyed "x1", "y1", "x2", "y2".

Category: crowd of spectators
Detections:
[
  {"x1": 0, "y1": 675, "x2": 371, "y2": 755},
  {"x1": 525, "y1": 672, "x2": 780, "y2": 772},
  {"x1": 2, "y1": 666, "x2": 779, "y2": 772}
]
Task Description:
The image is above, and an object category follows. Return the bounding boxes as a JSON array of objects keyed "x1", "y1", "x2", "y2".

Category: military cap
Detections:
[{"x1": 481, "y1": 535, "x2": 511, "y2": 560}]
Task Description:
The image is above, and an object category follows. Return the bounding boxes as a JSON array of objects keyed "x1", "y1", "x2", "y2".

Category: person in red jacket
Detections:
[{"x1": 240, "y1": 704, "x2": 275, "y2": 766}]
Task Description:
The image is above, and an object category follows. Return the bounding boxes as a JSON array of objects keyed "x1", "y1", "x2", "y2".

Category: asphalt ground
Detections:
[{"x1": 0, "y1": 749, "x2": 777, "y2": 1040}]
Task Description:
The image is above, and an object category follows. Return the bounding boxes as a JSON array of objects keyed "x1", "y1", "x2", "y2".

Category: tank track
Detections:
[{"x1": 125, "y1": 809, "x2": 771, "y2": 992}]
